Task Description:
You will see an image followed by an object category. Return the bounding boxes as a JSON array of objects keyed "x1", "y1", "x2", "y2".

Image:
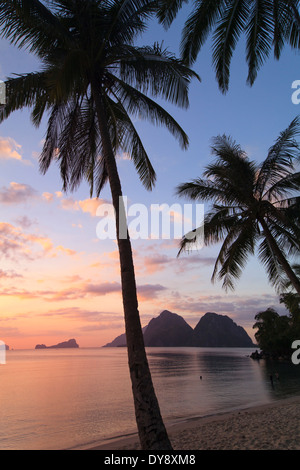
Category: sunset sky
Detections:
[{"x1": 0, "y1": 8, "x2": 299, "y2": 349}]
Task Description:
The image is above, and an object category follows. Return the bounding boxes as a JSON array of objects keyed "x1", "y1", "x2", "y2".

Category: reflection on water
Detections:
[
  {"x1": 260, "y1": 359, "x2": 300, "y2": 399},
  {"x1": 0, "y1": 347, "x2": 299, "y2": 449},
  {"x1": 147, "y1": 348, "x2": 300, "y2": 423},
  {"x1": 148, "y1": 348, "x2": 269, "y2": 422}
]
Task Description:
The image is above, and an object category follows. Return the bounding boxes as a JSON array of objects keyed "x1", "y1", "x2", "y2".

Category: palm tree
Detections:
[
  {"x1": 158, "y1": 0, "x2": 300, "y2": 93},
  {"x1": 0, "y1": 0, "x2": 199, "y2": 450},
  {"x1": 176, "y1": 117, "x2": 300, "y2": 296},
  {"x1": 280, "y1": 263, "x2": 300, "y2": 331},
  {"x1": 253, "y1": 307, "x2": 292, "y2": 356}
]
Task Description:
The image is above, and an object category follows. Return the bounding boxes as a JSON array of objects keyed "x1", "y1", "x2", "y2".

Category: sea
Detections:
[{"x1": 0, "y1": 347, "x2": 300, "y2": 450}]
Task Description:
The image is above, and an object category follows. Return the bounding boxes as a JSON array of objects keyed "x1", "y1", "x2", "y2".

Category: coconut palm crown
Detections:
[{"x1": 177, "y1": 117, "x2": 300, "y2": 295}]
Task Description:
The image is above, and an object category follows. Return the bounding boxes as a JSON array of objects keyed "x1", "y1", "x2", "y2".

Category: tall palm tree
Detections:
[
  {"x1": 158, "y1": 0, "x2": 300, "y2": 93},
  {"x1": 176, "y1": 117, "x2": 300, "y2": 295},
  {"x1": 0, "y1": 0, "x2": 199, "y2": 450}
]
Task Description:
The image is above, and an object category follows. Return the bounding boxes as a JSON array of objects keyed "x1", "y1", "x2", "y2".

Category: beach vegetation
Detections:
[
  {"x1": 253, "y1": 307, "x2": 292, "y2": 357},
  {"x1": 253, "y1": 294, "x2": 300, "y2": 358}
]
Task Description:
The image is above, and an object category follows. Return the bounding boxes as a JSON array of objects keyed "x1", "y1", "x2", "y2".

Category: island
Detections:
[
  {"x1": 35, "y1": 339, "x2": 79, "y2": 349},
  {"x1": 104, "y1": 310, "x2": 255, "y2": 348}
]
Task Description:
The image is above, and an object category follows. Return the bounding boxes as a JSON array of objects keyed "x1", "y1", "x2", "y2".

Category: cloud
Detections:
[
  {"x1": 61, "y1": 196, "x2": 108, "y2": 217},
  {"x1": 137, "y1": 283, "x2": 167, "y2": 300},
  {"x1": 78, "y1": 198, "x2": 105, "y2": 217},
  {"x1": 0, "y1": 326, "x2": 21, "y2": 337},
  {"x1": 0, "y1": 222, "x2": 77, "y2": 262},
  {"x1": 141, "y1": 253, "x2": 216, "y2": 274},
  {"x1": 0, "y1": 137, "x2": 31, "y2": 164},
  {"x1": 43, "y1": 307, "x2": 122, "y2": 323},
  {"x1": 0, "y1": 269, "x2": 23, "y2": 279},
  {"x1": 166, "y1": 292, "x2": 287, "y2": 329},
  {"x1": 0, "y1": 281, "x2": 121, "y2": 302},
  {"x1": 0, "y1": 182, "x2": 38, "y2": 204},
  {"x1": 0, "y1": 137, "x2": 23, "y2": 161},
  {"x1": 14, "y1": 216, "x2": 37, "y2": 229},
  {"x1": 42, "y1": 192, "x2": 54, "y2": 203},
  {"x1": 55, "y1": 245, "x2": 77, "y2": 257},
  {"x1": 0, "y1": 278, "x2": 168, "y2": 304},
  {"x1": 43, "y1": 191, "x2": 108, "y2": 217},
  {"x1": 42, "y1": 307, "x2": 125, "y2": 332},
  {"x1": 118, "y1": 151, "x2": 131, "y2": 161}
]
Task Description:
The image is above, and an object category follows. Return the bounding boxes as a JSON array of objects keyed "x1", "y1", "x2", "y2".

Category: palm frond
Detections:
[
  {"x1": 273, "y1": 0, "x2": 291, "y2": 58},
  {"x1": 255, "y1": 116, "x2": 300, "y2": 198},
  {"x1": 245, "y1": 0, "x2": 274, "y2": 86},
  {"x1": 180, "y1": 0, "x2": 225, "y2": 65},
  {"x1": 258, "y1": 236, "x2": 288, "y2": 291},
  {"x1": 0, "y1": 0, "x2": 72, "y2": 56},
  {"x1": 177, "y1": 204, "x2": 242, "y2": 257},
  {"x1": 204, "y1": 135, "x2": 257, "y2": 204},
  {"x1": 212, "y1": 0, "x2": 250, "y2": 93},
  {"x1": 216, "y1": 218, "x2": 258, "y2": 290},
  {"x1": 176, "y1": 178, "x2": 236, "y2": 203},
  {"x1": 117, "y1": 43, "x2": 200, "y2": 109},
  {"x1": 109, "y1": 73, "x2": 189, "y2": 149},
  {"x1": 0, "y1": 72, "x2": 49, "y2": 123},
  {"x1": 204, "y1": 205, "x2": 244, "y2": 245},
  {"x1": 157, "y1": 0, "x2": 188, "y2": 29},
  {"x1": 264, "y1": 170, "x2": 300, "y2": 201},
  {"x1": 285, "y1": 0, "x2": 300, "y2": 49},
  {"x1": 39, "y1": 101, "x2": 68, "y2": 179},
  {"x1": 101, "y1": 0, "x2": 158, "y2": 46},
  {"x1": 105, "y1": 95, "x2": 156, "y2": 191}
]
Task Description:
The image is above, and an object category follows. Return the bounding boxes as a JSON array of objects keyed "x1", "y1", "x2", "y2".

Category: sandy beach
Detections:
[{"x1": 88, "y1": 396, "x2": 300, "y2": 451}]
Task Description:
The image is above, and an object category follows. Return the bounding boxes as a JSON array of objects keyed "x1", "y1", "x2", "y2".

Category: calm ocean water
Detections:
[{"x1": 0, "y1": 347, "x2": 300, "y2": 450}]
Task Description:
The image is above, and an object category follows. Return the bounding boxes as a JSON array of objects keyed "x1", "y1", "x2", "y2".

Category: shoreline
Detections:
[{"x1": 82, "y1": 395, "x2": 300, "y2": 451}]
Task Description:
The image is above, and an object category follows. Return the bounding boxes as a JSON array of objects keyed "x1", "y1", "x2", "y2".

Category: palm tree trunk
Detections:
[
  {"x1": 260, "y1": 218, "x2": 300, "y2": 296},
  {"x1": 92, "y1": 87, "x2": 173, "y2": 450}
]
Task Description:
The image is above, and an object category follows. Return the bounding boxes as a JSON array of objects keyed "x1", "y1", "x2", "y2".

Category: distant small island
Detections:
[{"x1": 35, "y1": 339, "x2": 79, "y2": 349}]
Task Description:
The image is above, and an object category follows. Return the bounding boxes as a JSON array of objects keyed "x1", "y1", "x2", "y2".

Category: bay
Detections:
[{"x1": 0, "y1": 347, "x2": 299, "y2": 450}]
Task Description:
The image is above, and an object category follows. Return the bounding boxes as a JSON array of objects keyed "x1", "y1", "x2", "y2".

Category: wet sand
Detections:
[{"x1": 87, "y1": 396, "x2": 300, "y2": 450}]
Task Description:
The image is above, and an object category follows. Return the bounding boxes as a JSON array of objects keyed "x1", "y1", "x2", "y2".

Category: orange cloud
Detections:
[
  {"x1": 55, "y1": 245, "x2": 77, "y2": 257},
  {"x1": 60, "y1": 195, "x2": 107, "y2": 216},
  {"x1": 43, "y1": 191, "x2": 109, "y2": 217},
  {"x1": 78, "y1": 198, "x2": 104, "y2": 217},
  {"x1": 42, "y1": 192, "x2": 54, "y2": 203},
  {"x1": 0, "y1": 137, "x2": 22, "y2": 161},
  {"x1": 0, "y1": 222, "x2": 77, "y2": 261}
]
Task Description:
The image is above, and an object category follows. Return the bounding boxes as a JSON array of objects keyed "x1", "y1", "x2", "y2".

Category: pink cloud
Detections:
[
  {"x1": 0, "y1": 279, "x2": 168, "y2": 304},
  {"x1": 140, "y1": 252, "x2": 216, "y2": 275},
  {"x1": 137, "y1": 283, "x2": 167, "y2": 300},
  {"x1": 0, "y1": 182, "x2": 37, "y2": 204},
  {"x1": 0, "y1": 269, "x2": 23, "y2": 279}
]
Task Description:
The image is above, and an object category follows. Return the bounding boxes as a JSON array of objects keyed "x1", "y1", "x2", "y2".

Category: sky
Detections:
[{"x1": 0, "y1": 6, "x2": 299, "y2": 349}]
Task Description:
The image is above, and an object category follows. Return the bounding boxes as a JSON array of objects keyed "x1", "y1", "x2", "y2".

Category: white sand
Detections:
[{"x1": 88, "y1": 396, "x2": 300, "y2": 450}]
